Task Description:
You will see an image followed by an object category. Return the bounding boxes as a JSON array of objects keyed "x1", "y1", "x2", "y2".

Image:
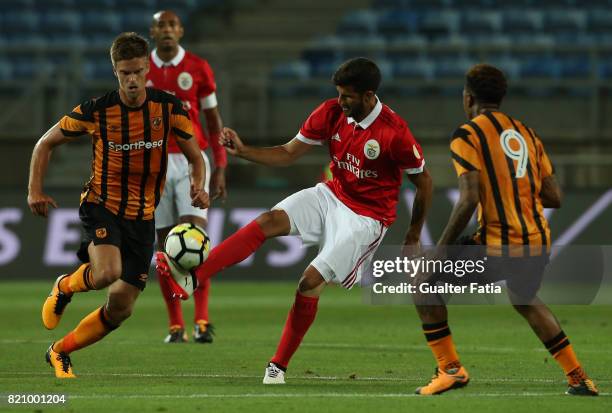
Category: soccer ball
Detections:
[{"x1": 164, "y1": 223, "x2": 211, "y2": 271}]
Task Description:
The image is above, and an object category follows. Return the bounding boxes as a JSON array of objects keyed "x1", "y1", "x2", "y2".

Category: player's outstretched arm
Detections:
[
  {"x1": 176, "y1": 136, "x2": 210, "y2": 210},
  {"x1": 540, "y1": 175, "x2": 562, "y2": 209},
  {"x1": 28, "y1": 123, "x2": 76, "y2": 217},
  {"x1": 204, "y1": 107, "x2": 228, "y2": 201},
  {"x1": 403, "y1": 168, "x2": 433, "y2": 254},
  {"x1": 437, "y1": 171, "x2": 480, "y2": 246},
  {"x1": 221, "y1": 127, "x2": 314, "y2": 167}
]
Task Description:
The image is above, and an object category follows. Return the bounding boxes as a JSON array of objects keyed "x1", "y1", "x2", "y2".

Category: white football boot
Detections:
[{"x1": 263, "y1": 362, "x2": 286, "y2": 384}]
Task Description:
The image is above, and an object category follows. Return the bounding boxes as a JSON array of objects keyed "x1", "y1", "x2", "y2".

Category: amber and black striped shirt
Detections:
[
  {"x1": 450, "y1": 110, "x2": 554, "y2": 249},
  {"x1": 59, "y1": 88, "x2": 193, "y2": 220}
]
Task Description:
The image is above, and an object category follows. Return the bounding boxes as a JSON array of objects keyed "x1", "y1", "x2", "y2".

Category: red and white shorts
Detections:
[{"x1": 273, "y1": 183, "x2": 386, "y2": 289}]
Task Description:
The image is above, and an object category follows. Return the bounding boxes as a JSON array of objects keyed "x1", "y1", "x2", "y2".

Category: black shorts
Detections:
[
  {"x1": 77, "y1": 202, "x2": 155, "y2": 291},
  {"x1": 432, "y1": 236, "x2": 549, "y2": 302}
]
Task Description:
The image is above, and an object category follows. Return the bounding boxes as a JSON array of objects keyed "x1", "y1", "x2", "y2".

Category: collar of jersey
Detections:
[
  {"x1": 151, "y1": 46, "x2": 186, "y2": 68},
  {"x1": 347, "y1": 97, "x2": 382, "y2": 130},
  {"x1": 116, "y1": 89, "x2": 150, "y2": 112}
]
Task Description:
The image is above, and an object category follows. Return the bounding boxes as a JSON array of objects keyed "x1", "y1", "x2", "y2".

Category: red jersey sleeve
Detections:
[
  {"x1": 197, "y1": 59, "x2": 216, "y2": 99},
  {"x1": 390, "y1": 124, "x2": 425, "y2": 174},
  {"x1": 298, "y1": 100, "x2": 337, "y2": 145}
]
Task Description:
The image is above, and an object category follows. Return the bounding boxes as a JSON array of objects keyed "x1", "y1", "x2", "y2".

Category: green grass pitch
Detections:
[{"x1": 0, "y1": 280, "x2": 610, "y2": 412}]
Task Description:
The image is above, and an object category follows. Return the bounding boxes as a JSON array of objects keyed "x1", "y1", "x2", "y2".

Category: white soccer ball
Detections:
[{"x1": 164, "y1": 223, "x2": 211, "y2": 271}]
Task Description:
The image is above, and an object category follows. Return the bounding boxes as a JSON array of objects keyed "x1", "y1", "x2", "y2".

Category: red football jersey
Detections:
[
  {"x1": 146, "y1": 47, "x2": 216, "y2": 154},
  {"x1": 298, "y1": 98, "x2": 424, "y2": 225}
]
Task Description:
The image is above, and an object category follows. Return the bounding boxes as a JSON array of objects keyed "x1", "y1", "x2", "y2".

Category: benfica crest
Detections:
[{"x1": 177, "y1": 72, "x2": 193, "y2": 90}]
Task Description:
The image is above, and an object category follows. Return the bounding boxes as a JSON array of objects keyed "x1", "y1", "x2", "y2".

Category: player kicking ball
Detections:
[{"x1": 158, "y1": 57, "x2": 433, "y2": 383}]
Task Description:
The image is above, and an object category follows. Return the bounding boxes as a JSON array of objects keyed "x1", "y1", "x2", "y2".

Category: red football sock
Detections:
[
  {"x1": 195, "y1": 220, "x2": 266, "y2": 283},
  {"x1": 193, "y1": 278, "x2": 210, "y2": 323},
  {"x1": 270, "y1": 292, "x2": 319, "y2": 369},
  {"x1": 158, "y1": 267, "x2": 184, "y2": 328}
]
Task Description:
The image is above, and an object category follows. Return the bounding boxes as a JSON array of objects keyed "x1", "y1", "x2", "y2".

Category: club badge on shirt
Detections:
[
  {"x1": 364, "y1": 139, "x2": 380, "y2": 160},
  {"x1": 177, "y1": 72, "x2": 193, "y2": 90},
  {"x1": 151, "y1": 117, "x2": 162, "y2": 131}
]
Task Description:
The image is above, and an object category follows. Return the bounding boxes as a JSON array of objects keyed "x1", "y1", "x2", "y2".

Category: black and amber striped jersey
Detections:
[
  {"x1": 59, "y1": 88, "x2": 193, "y2": 220},
  {"x1": 450, "y1": 110, "x2": 554, "y2": 248}
]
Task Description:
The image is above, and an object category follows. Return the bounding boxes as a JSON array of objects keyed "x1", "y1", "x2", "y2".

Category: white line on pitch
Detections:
[
  {"x1": 4, "y1": 371, "x2": 612, "y2": 384},
  {"x1": 0, "y1": 339, "x2": 606, "y2": 355}
]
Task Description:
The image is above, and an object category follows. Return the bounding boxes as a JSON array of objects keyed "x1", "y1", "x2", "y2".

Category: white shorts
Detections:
[
  {"x1": 155, "y1": 151, "x2": 211, "y2": 229},
  {"x1": 273, "y1": 183, "x2": 387, "y2": 289}
]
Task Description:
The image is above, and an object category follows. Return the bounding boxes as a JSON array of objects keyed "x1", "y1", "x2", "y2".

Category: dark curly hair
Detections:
[
  {"x1": 332, "y1": 57, "x2": 381, "y2": 94},
  {"x1": 465, "y1": 64, "x2": 507, "y2": 106}
]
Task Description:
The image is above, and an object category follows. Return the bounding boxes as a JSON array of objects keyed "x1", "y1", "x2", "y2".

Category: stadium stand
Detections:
[
  {"x1": 0, "y1": 0, "x2": 611, "y2": 189},
  {"x1": 270, "y1": 1, "x2": 612, "y2": 85},
  {"x1": 0, "y1": 0, "x2": 199, "y2": 80}
]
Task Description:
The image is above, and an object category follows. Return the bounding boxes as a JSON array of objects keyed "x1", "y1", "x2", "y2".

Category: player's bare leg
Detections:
[
  {"x1": 297, "y1": 267, "x2": 327, "y2": 297},
  {"x1": 104, "y1": 279, "x2": 141, "y2": 326},
  {"x1": 415, "y1": 304, "x2": 447, "y2": 325},
  {"x1": 87, "y1": 243, "x2": 123, "y2": 288},
  {"x1": 510, "y1": 293, "x2": 598, "y2": 396},
  {"x1": 255, "y1": 210, "x2": 292, "y2": 238},
  {"x1": 42, "y1": 243, "x2": 121, "y2": 330},
  {"x1": 264, "y1": 266, "x2": 326, "y2": 384}
]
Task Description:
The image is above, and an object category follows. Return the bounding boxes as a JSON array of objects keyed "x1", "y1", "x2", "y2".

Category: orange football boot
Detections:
[
  {"x1": 416, "y1": 366, "x2": 470, "y2": 395},
  {"x1": 45, "y1": 344, "x2": 76, "y2": 378},
  {"x1": 42, "y1": 275, "x2": 72, "y2": 330}
]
